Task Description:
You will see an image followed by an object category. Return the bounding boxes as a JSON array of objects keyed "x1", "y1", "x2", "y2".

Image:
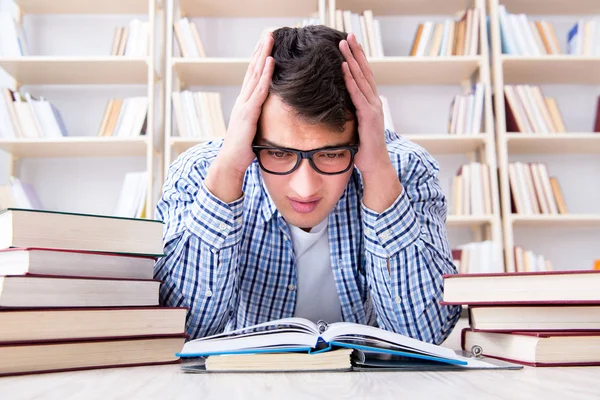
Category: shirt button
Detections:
[
  {"x1": 288, "y1": 284, "x2": 296, "y2": 291},
  {"x1": 206, "y1": 289, "x2": 213, "y2": 297},
  {"x1": 218, "y1": 222, "x2": 227, "y2": 230},
  {"x1": 379, "y1": 231, "x2": 390, "y2": 240},
  {"x1": 236, "y1": 217, "x2": 243, "y2": 224},
  {"x1": 395, "y1": 295, "x2": 401, "y2": 304}
]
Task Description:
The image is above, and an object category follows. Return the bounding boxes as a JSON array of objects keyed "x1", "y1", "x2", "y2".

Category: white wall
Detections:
[{"x1": 3, "y1": 10, "x2": 599, "y2": 270}]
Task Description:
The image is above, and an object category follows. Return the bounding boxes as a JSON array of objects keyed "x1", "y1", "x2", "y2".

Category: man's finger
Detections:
[
  {"x1": 339, "y1": 38, "x2": 377, "y2": 104},
  {"x1": 248, "y1": 56, "x2": 275, "y2": 108},
  {"x1": 240, "y1": 34, "x2": 274, "y2": 102},
  {"x1": 341, "y1": 61, "x2": 368, "y2": 110},
  {"x1": 347, "y1": 33, "x2": 378, "y2": 97}
]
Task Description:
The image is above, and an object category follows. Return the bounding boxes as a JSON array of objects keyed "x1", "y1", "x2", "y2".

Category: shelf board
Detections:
[
  {"x1": 446, "y1": 215, "x2": 495, "y2": 227},
  {"x1": 496, "y1": 0, "x2": 600, "y2": 15},
  {"x1": 180, "y1": 0, "x2": 318, "y2": 17},
  {"x1": 502, "y1": 56, "x2": 600, "y2": 84},
  {"x1": 511, "y1": 214, "x2": 600, "y2": 227},
  {"x1": 16, "y1": 0, "x2": 148, "y2": 14},
  {"x1": 170, "y1": 137, "x2": 212, "y2": 155},
  {"x1": 172, "y1": 56, "x2": 481, "y2": 86},
  {"x1": 170, "y1": 135, "x2": 488, "y2": 156},
  {"x1": 0, "y1": 57, "x2": 153, "y2": 85},
  {"x1": 402, "y1": 134, "x2": 488, "y2": 154},
  {"x1": 507, "y1": 133, "x2": 600, "y2": 154},
  {"x1": 335, "y1": 0, "x2": 474, "y2": 15},
  {"x1": 0, "y1": 137, "x2": 149, "y2": 158}
]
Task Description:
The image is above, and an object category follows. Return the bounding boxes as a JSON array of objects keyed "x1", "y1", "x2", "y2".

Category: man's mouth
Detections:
[{"x1": 288, "y1": 197, "x2": 321, "y2": 213}]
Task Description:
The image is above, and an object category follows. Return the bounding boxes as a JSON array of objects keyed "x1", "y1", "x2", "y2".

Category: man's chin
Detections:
[{"x1": 281, "y1": 209, "x2": 328, "y2": 230}]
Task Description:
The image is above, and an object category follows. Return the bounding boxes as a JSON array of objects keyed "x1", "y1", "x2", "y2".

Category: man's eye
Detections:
[
  {"x1": 267, "y1": 150, "x2": 293, "y2": 159},
  {"x1": 318, "y1": 152, "x2": 345, "y2": 159}
]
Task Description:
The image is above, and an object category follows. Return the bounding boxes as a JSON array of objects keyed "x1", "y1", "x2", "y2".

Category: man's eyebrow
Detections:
[{"x1": 261, "y1": 138, "x2": 354, "y2": 149}]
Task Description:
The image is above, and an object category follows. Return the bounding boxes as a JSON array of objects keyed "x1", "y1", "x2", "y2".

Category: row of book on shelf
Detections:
[
  {"x1": 0, "y1": 208, "x2": 187, "y2": 376},
  {"x1": 0, "y1": 11, "x2": 149, "y2": 57},
  {"x1": 508, "y1": 161, "x2": 567, "y2": 215},
  {"x1": 0, "y1": 173, "x2": 148, "y2": 220},
  {"x1": 0, "y1": 87, "x2": 149, "y2": 139},
  {"x1": 452, "y1": 241, "x2": 553, "y2": 274},
  {"x1": 410, "y1": 7, "x2": 480, "y2": 57},
  {"x1": 503, "y1": 84, "x2": 567, "y2": 133},
  {"x1": 443, "y1": 267, "x2": 600, "y2": 366},
  {"x1": 498, "y1": 5, "x2": 600, "y2": 56},
  {"x1": 451, "y1": 162, "x2": 493, "y2": 216},
  {"x1": 448, "y1": 83, "x2": 484, "y2": 135}
]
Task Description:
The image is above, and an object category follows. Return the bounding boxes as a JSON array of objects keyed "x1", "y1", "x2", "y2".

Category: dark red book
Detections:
[
  {"x1": 0, "y1": 334, "x2": 186, "y2": 377},
  {"x1": 462, "y1": 329, "x2": 600, "y2": 367},
  {"x1": 442, "y1": 270, "x2": 600, "y2": 305}
]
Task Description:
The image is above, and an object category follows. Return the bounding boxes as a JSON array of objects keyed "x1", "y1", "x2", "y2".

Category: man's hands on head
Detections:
[
  {"x1": 339, "y1": 33, "x2": 402, "y2": 212},
  {"x1": 204, "y1": 33, "x2": 275, "y2": 203}
]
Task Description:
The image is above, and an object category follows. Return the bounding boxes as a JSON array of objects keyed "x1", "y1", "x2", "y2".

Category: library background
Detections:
[{"x1": 0, "y1": 0, "x2": 599, "y2": 276}]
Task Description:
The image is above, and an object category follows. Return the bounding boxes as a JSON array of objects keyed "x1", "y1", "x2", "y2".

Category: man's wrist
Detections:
[
  {"x1": 361, "y1": 161, "x2": 402, "y2": 213},
  {"x1": 204, "y1": 154, "x2": 246, "y2": 204}
]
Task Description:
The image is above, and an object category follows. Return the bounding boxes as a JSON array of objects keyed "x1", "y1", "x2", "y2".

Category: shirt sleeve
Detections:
[
  {"x1": 153, "y1": 144, "x2": 243, "y2": 339},
  {"x1": 361, "y1": 145, "x2": 462, "y2": 345}
]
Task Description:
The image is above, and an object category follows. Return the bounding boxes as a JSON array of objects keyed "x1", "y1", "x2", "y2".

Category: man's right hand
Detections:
[{"x1": 204, "y1": 33, "x2": 275, "y2": 203}]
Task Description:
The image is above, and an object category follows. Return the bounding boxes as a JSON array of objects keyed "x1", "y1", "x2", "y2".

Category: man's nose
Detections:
[{"x1": 288, "y1": 158, "x2": 322, "y2": 198}]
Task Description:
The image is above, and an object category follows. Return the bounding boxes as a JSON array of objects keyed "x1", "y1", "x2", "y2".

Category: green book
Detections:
[{"x1": 0, "y1": 208, "x2": 164, "y2": 257}]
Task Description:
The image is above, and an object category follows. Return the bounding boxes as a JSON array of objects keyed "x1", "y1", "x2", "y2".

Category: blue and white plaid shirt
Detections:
[{"x1": 154, "y1": 130, "x2": 461, "y2": 345}]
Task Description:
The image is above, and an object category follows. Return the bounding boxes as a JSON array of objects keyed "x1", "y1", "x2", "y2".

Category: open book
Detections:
[{"x1": 177, "y1": 318, "x2": 521, "y2": 372}]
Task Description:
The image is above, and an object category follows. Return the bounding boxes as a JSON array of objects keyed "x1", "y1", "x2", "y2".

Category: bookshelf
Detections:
[
  {"x1": 488, "y1": 0, "x2": 600, "y2": 272},
  {"x1": 0, "y1": 0, "x2": 161, "y2": 217},
  {"x1": 163, "y1": 0, "x2": 505, "y2": 265}
]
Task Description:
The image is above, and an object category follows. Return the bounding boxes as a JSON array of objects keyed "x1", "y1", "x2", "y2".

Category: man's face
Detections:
[{"x1": 256, "y1": 95, "x2": 356, "y2": 231}]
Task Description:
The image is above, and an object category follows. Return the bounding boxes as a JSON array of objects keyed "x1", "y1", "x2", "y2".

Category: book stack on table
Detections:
[
  {"x1": 442, "y1": 270, "x2": 600, "y2": 367},
  {"x1": 0, "y1": 208, "x2": 187, "y2": 377}
]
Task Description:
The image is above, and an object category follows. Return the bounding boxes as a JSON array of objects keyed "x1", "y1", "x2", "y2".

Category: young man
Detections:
[{"x1": 155, "y1": 26, "x2": 461, "y2": 345}]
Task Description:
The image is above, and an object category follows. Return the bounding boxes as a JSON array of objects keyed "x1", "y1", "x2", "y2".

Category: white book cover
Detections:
[
  {"x1": 178, "y1": 18, "x2": 200, "y2": 58},
  {"x1": 0, "y1": 90, "x2": 15, "y2": 138},
  {"x1": 471, "y1": 83, "x2": 484, "y2": 134}
]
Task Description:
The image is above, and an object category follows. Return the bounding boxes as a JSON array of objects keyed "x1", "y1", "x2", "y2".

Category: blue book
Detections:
[{"x1": 176, "y1": 317, "x2": 521, "y2": 372}]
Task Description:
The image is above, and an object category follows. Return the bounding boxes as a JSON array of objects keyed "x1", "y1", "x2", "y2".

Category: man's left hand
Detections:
[{"x1": 339, "y1": 33, "x2": 402, "y2": 212}]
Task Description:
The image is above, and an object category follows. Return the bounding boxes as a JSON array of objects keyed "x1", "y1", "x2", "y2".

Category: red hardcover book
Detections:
[
  {"x1": 461, "y1": 328, "x2": 600, "y2": 367},
  {"x1": 594, "y1": 96, "x2": 600, "y2": 132},
  {"x1": 442, "y1": 270, "x2": 600, "y2": 305},
  {"x1": 0, "y1": 334, "x2": 187, "y2": 377}
]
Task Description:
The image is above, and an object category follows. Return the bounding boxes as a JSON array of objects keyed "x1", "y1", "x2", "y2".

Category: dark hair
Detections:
[{"x1": 270, "y1": 25, "x2": 356, "y2": 133}]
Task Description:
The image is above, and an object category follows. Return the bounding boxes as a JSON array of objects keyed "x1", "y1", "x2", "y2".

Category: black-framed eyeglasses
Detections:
[{"x1": 252, "y1": 145, "x2": 359, "y2": 175}]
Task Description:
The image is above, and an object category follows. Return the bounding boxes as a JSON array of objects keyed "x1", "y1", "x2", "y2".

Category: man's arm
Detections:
[
  {"x1": 154, "y1": 150, "x2": 245, "y2": 338},
  {"x1": 154, "y1": 33, "x2": 275, "y2": 339},
  {"x1": 360, "y1": 148, "x2": 461, "y2": 345},
  {"x1": 339, "y1": 33, "x2": 460, "y2": 344}
]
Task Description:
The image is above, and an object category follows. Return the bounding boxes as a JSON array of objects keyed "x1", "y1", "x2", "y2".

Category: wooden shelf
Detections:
[
  {"x1": 180, "y1": 0, "x2": 318, "y2": 17},
  {"x1": 507, "y1": 133, "x2": 600, "y2": 154},
  {"x1": 172, "y1": 56, "x2": 481, "y2": 86},
  {"x1": 170, "y1": 135, "x2": 489, "y2": 156},
  {"x1": 511, "y1": 214, "x2": 600, "y2": 227},
  {"x1": 496, "y1": 0, "x2": 600, "y2": 15},
  {"x1": 16, "y1": 0, "x2": 149, "y2": 14},
  {"x1": 0, "y1": 137, "x2": 149, "y2": 158},
  {"x1": 502, "y1": 56, "x2": 600, "y2": 84},
  {"x1": 446, "y1": 215, "x2": 495, "y2": 227},
  {"x1": 403, "y1": 134, "x2": 489, "y2": 154},
  {"x1": 170, "y1": 137, "x2": 211, "y2": 155},
  {"x1": 0, "y1": 57, "x2": 153, "y2": 85},
  {"x1": 335, "y1": 0, "x2": 479, "y2": 15}
]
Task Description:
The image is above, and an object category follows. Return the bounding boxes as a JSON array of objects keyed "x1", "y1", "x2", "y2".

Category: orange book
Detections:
[{"x1": 409, "y1": 24, "x2": 424, "y2": 56}]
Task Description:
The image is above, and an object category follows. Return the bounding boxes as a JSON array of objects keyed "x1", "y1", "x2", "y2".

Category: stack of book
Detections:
[
  {"x1": 451, "y1": 241, "x2": 504, "y2": 274},
  {"x1": 566, "y1": 20, "x2": 600, "y2": 56},
  {"x1": 0, "y1": 208, "x2": 187, "y2": 377},
  {"x1": 171, "y1": 90, "x2": 227, "y2": 139},
  {"x1": 409, "y1": 8, "x2": 480, "y2": 57},
  {"x1": 173, "y1": 18, "x2": 207, "y2": 58},
  {"x1": 328, "y1": 9, "x2": 384, "y2": 57},
  {"x1": 109, "y1": 19, "x2": 150, "y2": 57},
  {"x1": 451, "y1": 162, "x2": 493, "y2": 216},
  {"x1": 512, "y1": 246, "x2": 553, "y2": 273},
  {"x1": 497, "y1": 5, "x2": 562, "y2": 56},
  {"x1": 448, "y1": 83, "x2": 484, "y2": 135},
  {"x1": 96, "y1": 97, "x2": 148, "y2": 137},
  {"x1": 504, "y1": 85, "x2": 567, "y2": 133},
  {"x1": 0, "y1": 88, "x2": 68, "y2": 139},
  {"x1": 443, "y1": 270, "x2": 600, "y2": 366},
  {"x1": 508, "y1": 162, "x2": 568, "y2": 215}
]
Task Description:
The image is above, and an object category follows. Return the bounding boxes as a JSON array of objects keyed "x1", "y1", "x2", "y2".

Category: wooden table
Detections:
[{"x1": 2, "y1": 363, "x2": 600, "y2": 400}]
